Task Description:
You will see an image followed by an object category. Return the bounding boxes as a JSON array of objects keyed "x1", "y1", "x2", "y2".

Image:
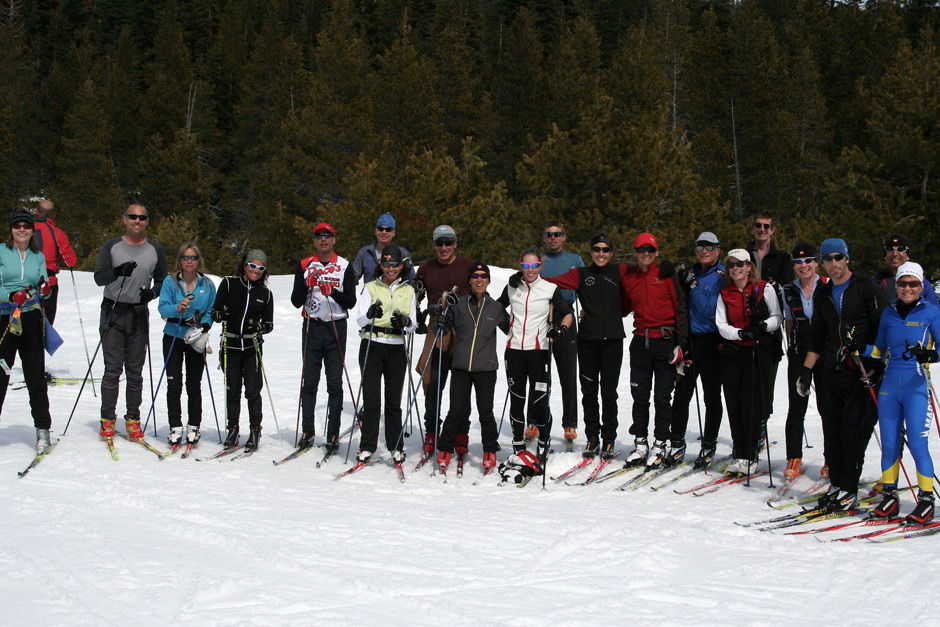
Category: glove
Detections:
[
  {"x1": 508, "y1": 271, "x2": 524, "y2": 289},
  {"x1": 113, "y1": 260, "x2": 137, "y2": 277},
  {"x1": 748, "y1": 319, "x2": 768, "y2": 335},
  {"x1": 390, "y1": 312, "x2": 411, "y2": 331},
  {"x1": 318, "y1": 281, "x2": 333, "y2": 297},
  {"x1": 677, "y1": 265, "x2": 695, "y2": 287},
  {"x1": 796, "y1": 366, "x2": 812, "y2": 397},
  {"x1": 907, "y1": 344, "x2": 940, "y2": 364},
  {"x1": 415, "y1": 308, "x2": 428, "y2": 335},
  {"x1": 139, "y1": 287, "x2": 156, "y2": 304},
  {"x1": 435, "y1": 315, "x2": 452, "y2": 335},
  {"x1": 366, "y1": 303, "x2": 384, "y2": 320},
  {"x1": 669, "y1": 344, "x2": 685, "y2": 366},
  {"x1": 212, "y1": 308, "x2": 229, "y2": 323},
  {"x1": 9, "y1": 290, "x2": 29, "y2": 306},
  {"x1": 658, "y1": 260, "x2": 675, "y2": 279},
  {"x1": 184, "y1": 326, "x2": 204, "y2": 344},
  {"x1": 38, "y1": 279, "x2": 52, "y2": 298},
  {"x1": 546, "y1": 323, "x2": 567, "y2": 340},
  {"x1": 738, "y1": 329, "x2": 755, "y2": 340},
  {"x1": 245, "y1": 318, "x2": 261, "y2": 334},
  {"x1": 305, "y1": 269, "x2": 320, "y2": 288},
  {"x1": 843, "y1": 331, "x2": 865, "y2": 355}
]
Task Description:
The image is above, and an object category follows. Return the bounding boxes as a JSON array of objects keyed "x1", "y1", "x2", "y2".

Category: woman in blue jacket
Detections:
[
  {"x1": 157, "y1": 243, "x2": 216, "y2": 448},
  {"x1": 863, "y1": 262, "x2": 940, "y2": 524},
  {"x1": 0, "y1": 210, "x2": 51, "y2": 453}
]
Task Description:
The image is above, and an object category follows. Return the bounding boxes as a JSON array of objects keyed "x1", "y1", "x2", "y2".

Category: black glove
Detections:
[
  {"x1": 658, "y1": 260, "x2": 675, "y2": 279},
  {"x1": 201, "y1": 323, "x2": 211, "y2": 333},
  {"x1": 546, "y1": 323, "x2": 567, "y2": 339},
  {"x1": 843, "y1": 333, "x2": 865, "y2": 356},
  {"x1": 738, "y1": 329, "x2": 755, "y2": 340},
  {"x1": 796, "y1": 366, "x2": 812, "y2": 397},
  {"x1": 415, "y1": 309, "x2": 428, "y2": 334},
  {"x1": 139, "y1": 287, "x2": 156, "y2": 303},
  {"x1": 508, "y1": 271, "x2": 524, "y2": 289},
  {"x1": 245, "y1": 318, "x2": 261, "y2": 334},
  {"x1": 212, "y1": 308, "x2": 229, "y2": 323},
  {"x1": 677, "y1": 265, "x2": 695, "y2": 287},
  {"x1": 390, "y1": 312, "x2": 410, "y2": 331},
  {"x1": 113, "y1": 260, "x2": 137, "y2": 277},
  {"x1": 906, "y1": 343, "x2": 940, "y2": 364},
  {"x1": 366, "y1": 303, "x2": 384, "y2": 320},
  {"x1": 435, "y1": 315, "x2": 452, "y2": 335},
  {"x1": 748, "y1": 319, "x2": 768, "y2": 335}
]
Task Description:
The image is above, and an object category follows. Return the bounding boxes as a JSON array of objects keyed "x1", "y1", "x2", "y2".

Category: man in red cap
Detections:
[
  {"x1": 291, "y1": 222, "x2": 357, "y2": 452},
  {"x1": 620, "y1": 233, "x2": 688, "y2": 468}
]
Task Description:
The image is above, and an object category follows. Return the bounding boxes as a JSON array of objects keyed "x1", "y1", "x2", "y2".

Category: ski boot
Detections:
[
  {"x1": 583, "y1": 439, "x2": 599, "y2": 459},
  {"x1": 693, "y1": 440, "x2": 716, "y2": 470},
  {"x1": 297, "y1": 432, "x2": 315, "y2": 450},
  {"x1": 826, "y1": 490, "x2": 857, "y2": 512},
  {"x1": 168, "y1": 426, "x2": 184, "y2": 447},
  {"x1": 524, "y1": 424, "x2": 539, "y2": 442},
  {"x1": 784, "y1": 458, "x2": 802, "y2": 479},
  {"x1": 646, "y1": 440, "x2": 667, "y2": 470},
  {"x1": 392, "y1": 449, "x2": 406, "y2": 464},
  {"x1": 185, "y1": 424, "x2": 201, "y2": 445},
  {"x1": 906, "y1": 489, "x2": 935, "y2": 524},
  {"x1": 99, "y1": 418, "x2": 116, "y2": 438},
  {"x1": 356, "y1": 450, "x2": 373, "y2": 464},
  {"x1": 665, "y1": 440, "x2": 686, "y2": 467},
  {"x1": 422, "y1": 433, "x2": 435, "y2": 457},
  {"x1": 223, "y1": 426, "x2": 240, "y2": 448},
  {"x1": 436, "y1": 451, "x2": 452, "y2": 473},
  {"x1": 623, "y1": 437, "x2": 648, "y2": 468},
  {"x1": 244, "y1": 425, "x2": 261, "y2": 451},
  {"x1": 564, "y1": 427, "x2": 577, "y2": 451},
  {"x1": 324, "y1": 434, "x2": 339, "y2": 454},
  {"x1": 512, "y1": 440, "x2": 526, "y2": 454},
  {"x1": 125, "y1": 417, "x2": 144, "y2": 441},
  {"x1": 600, "y1": 441, "x2": 616, "y2": 460},
  {"x1": 871, "y1": 485, "x2": 899, "y2": 519},
  {"x1": 483, "y1": 451, "x2": 497, "y2": 474},
  {"x1": 36, "y1": 428, "x2": 51, "y2": 455}
]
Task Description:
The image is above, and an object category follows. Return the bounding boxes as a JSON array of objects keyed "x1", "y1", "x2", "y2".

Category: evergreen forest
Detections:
[{"x1": 3, "y1": 0, "x2": 940, "y2": 276}]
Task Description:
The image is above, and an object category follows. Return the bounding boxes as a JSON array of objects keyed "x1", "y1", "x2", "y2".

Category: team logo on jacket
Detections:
[{"x1": 585, "y1": 276, "x2": 595, "y2": 286}]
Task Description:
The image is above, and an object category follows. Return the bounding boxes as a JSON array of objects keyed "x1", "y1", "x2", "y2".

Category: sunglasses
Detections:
[
  {"x1": 470, "y1": 272, "x2": 488, "y2": 280},
  {"x1": 726, "y1": 259, "x2": 748, "y2": 269},
  {"x1": 822, "y1": 253, "x2": 845, "y2": 262},
  {"x1": 694, "y1": 244, "x2": 718, "y2": 252},
  {"x1": 126, "y1": 214, "x2": 149, "y2": 221},
  {"x1": 635, "y1": 245, "x2": 657, "y2": 254},
  {"x1": 11, "y1": 222, "x2": 32, "y2": 230},
  {"x1": 885, "y1": 245, "x2": 909, "y2": 254},
  {"x1": 520, "y1": 261, "x2": 541, "y2": 269},
  {"x1": 793, "y1": 257, "x2": 815, "y2": 265},
  {"x1": 246, "y1": 262, "x2": 266, "y2": 271},
  {"x1": 179, "y1": 255, "x2": 199, "y2": 261},
  {"x1": 897, "y1": 279, "x2": 922, "y2": 288},
  {"x1": 381, "y1": 262, "x2": 401, "y2": 269},
  {"x1": 753, "y1": 222, "x2": 773, "y2": 230},
  {"x1": 313, "y1": 232, "x2": 333, "y2": 239},
  {"x1": 376, "y1": 226, "x2": 394, "y2": 233},
  {"x1": 434, "y1": 239, "x2": 456, "y2": 247},
  {"x1": 544, "y1": 231, "x2": 565, "y2": 238},
  {"x1": 591, "y1": 246, "x2": 611, "y2": 253}
]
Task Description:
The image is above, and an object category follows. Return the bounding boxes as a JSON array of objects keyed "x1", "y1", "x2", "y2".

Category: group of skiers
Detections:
[{"x1": 3, "y1": 204, "x2": 938, "y2": 524}]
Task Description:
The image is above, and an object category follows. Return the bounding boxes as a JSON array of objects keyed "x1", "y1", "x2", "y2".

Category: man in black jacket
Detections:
[{"x1": 799, "y1": 238, "x2": 885, "y2": 511}]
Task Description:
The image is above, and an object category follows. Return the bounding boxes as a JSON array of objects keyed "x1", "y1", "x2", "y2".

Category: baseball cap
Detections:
[
  {"x1": 313, "y1": 222, "x2": 335, "y2": 236},
  {"x1": 634, "y1": 233, "x2": 658, "y2": 249},
  {"x1": 695, "y1": 231, "x2": 720, "y2": 245},
  {"x1": 433, "y1": 225, "x2": 456, "y2": 241}
]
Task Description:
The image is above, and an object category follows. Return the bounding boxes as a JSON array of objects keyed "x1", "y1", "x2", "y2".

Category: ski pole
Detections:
[
  {"x1": 63, "y1": 276, "x2": 128, "y2": 435},
  {"x1": 803, "y1": 427, "x2": 813, "y2": 449},
  {"x1": 221, "y1": 320, "x2": 228, "y2": 441},
  {"x1": 142, "y1": 316, "x2": 185, "y2": 434},
  {"x1": 203, "y1": 352, "x2": 222, "y2": 443},
  {"x1": 347, "y1": 314, "x2": 377, "y2": 461},
  {"x1": 146, "y1": 331, "x2": 157, "y2": 437},
  {"x1": 296, "y1": 317, "x2": 310, "y2": 446},
  {"x1": 691, "y1": 359, "x2": 704, "y2": 441},
  {"x1": 542, "y1": 305, "x2": 555, "y2": 491},
  {"x1": 252, "y1": 332, "x2": 284, "y2": 447},
  {"x1": 69, "y1": 267, "x2": 97, "y2": 397},
  {"x1": 496, "y1": 387, "x2": 511, "y2": 435}
]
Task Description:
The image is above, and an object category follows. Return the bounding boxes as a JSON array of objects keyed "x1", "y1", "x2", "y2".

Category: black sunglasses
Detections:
[
  {"x1": 822, "y1": 253, "x2": 845, "y2": 262},
  {"x1": 126, "y1": 214, "x2": 149, "y2": 221},
  {"x1": 726, "y1": 259, "x2": 748, "y2": 269},
  {"x1": 694, "y1": 244, "x2": 718, "y2": 252},
  {"x1": 544, "y1": 231, "x2": 565, "y2": 238},
  {"x1": 179, "y1": 255, "x2": 199, "y2": 261},
  {"x1": 376, "y1": 226, "x2": 394, "y2": 233},
  {"x1": 591, "y1": 246, "x2": 611, "y2": 253}
]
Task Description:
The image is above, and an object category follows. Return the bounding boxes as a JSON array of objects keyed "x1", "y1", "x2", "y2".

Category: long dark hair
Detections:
[{"x1": 236, "y1": 252, "x2": 269, "y2": 286}]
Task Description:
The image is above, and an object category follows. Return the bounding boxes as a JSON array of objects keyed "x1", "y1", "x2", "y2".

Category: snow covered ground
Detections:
[{"x1": 2, "y1": 270, "x2": 939, "y2": 626}]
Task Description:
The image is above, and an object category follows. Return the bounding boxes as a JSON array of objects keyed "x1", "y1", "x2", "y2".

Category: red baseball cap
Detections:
[
  {"x1": 634, "y1": 233, "x2": 658, "y2": 249},
  {"x1": 313, "y1": 222, "x2": 335, "y2": 236}
]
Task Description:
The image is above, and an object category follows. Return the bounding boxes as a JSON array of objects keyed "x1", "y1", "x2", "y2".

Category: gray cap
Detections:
[
  {"x1": 245, "y1": 249, "x2": 267, "y2": 265},
  {"x1": 433, "y1": 225, "x2": 456, "y2": 241},
  {"x1": 695, "y1": 231, "x2": 720, "y2": 245}
]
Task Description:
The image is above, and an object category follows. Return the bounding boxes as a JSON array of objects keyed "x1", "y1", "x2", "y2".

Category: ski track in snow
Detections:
[{"x1": 2, "y1": 270, "x2": 938, "y2": 625}]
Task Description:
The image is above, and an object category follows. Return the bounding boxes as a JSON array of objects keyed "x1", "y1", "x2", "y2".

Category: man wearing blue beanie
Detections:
[
  {"x1": 352, "y1": 212, "x2": 414, "y2": 285},
  {"x1": 798, "y1": 237, "x2": 885, "y2": 512}
]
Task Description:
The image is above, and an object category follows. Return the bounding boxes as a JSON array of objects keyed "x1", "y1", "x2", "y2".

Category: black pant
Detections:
[
  {"x1": 577, "y1": 338, "x2": 623, "y2": 444},
  {"x1": 506, "y1": 348, "x2": 551, "y2": 444},
  {"x1": 628, "y1": 335, "x2": 676, "y2": 443},
  {"x1": 817, "y1": 366, "x2": 879, "y2": 494},
  {"x1": 0, "y1": 309, "x2": 51, "y2": 428},
  {"x1": 301, "y1": 318, "x2": 346, "y2": 438},
  {"x1": 439, "y1": 369, "x2": 499, "y2": 453},
  {"x1": 721, "y1": 344, "x2": 773, "y2": 460},
  {"x1": 550, "y1": 322, "x2": 579, "y2": 430},
  {"x1": 224, "y1": 345, "x2": 263, "y2": 428},
  {"x1": 671, "y1": 332, "x2": 724, "y2": 444},
  {"x1": 358, "y1": 339, "x2": 407, "y2": 453},
  {"x1": 163, "y1": 333, "x2": 206, "y2": 428},
  {"x1": 44, "y1": 284, "x2": 60, "y2": 325},
  {"x1": 784, "y1": 351, "x2": 822, "y2": 460}
]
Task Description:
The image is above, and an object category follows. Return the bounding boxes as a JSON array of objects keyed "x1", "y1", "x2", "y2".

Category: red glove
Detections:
[
  {"x1": 319, "y1": 281, "x2": 333, "y2": 297},
  {"x1": 39, "y1": 279, "x2": 52, "y2": 298},
  {"x1": 9, "y1": 290, "x2": 29, "y2": 306},
  {"x1": 305, "y1": 269, "x2": 320, "y2": 288},
  {"x1": 669, "y1": 345, "x2": 684, "y2": 366}
]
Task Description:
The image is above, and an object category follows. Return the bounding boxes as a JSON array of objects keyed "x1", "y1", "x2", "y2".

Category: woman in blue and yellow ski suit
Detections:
[{"x1": 863, "y1": 262, "x2": 939, "y2": 523}]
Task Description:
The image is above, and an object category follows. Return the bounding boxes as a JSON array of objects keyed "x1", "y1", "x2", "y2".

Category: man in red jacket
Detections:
[
  {"x1": 620, "y1": 233, "x2": 688, "y2": 469},
  {"x1": 33, "y1": 200, "x2": 78, "y2": 325}
]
